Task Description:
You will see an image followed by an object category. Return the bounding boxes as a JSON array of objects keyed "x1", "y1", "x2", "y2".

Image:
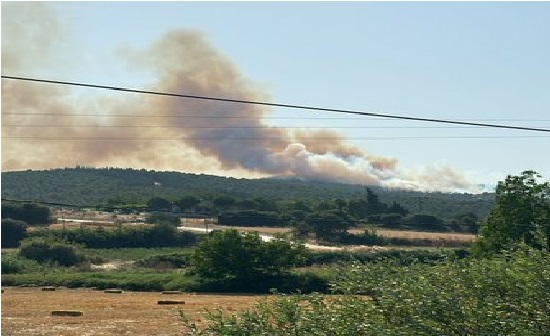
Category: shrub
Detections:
[
  {"x1": 1, "y1": 253, "x2": 40, "y2": 274},
  {"x1": 19, "y1": 239, "x2": 84, "y2": 267},
  {"x1": 135, "y1": 252, "x2": 190, "y2": 269},
  {"x1": 1, "y1": 203, "x2": 51, "y2": 225},
  {"x1": 338, "y1": 230, "x2": 387, "y2": 245},
  {"x1": 27, "y1": 225, "x2": 199, "y2": 249},
  {"x1": 183, "y1": 246, "x2": 550, "y2": 335},
  {"x1": 191, "y1": 230, "x2": 308, "y2": 280},
  {"x1": 1, "y1": 218, "x2": 28, "y2": 247},
  {"x1": 218, "y1": 210, "x2": 285, "y2": 227}
]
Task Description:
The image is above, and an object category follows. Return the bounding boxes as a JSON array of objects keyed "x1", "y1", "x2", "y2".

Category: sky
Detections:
[{"x1": 2, "y1": 1, "x2": 549, "y2": 193}]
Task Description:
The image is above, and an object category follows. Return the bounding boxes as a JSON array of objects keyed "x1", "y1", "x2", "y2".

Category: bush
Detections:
[
  {"x1": 307, "y1": 249, "x2": 467, "y2": 266},
  {"x1": 1, "y1": 253, "x2": 40, "y2": 274},
  {"x1": 1, "y1": 218, "x2": 28, "y2": 247},
  {"x1": 218, "y1": 210, "x2": 285, "y2": 227},
  {"x1": 338, "y1": 230, "x2": 387, "y2": 245},
  {"x1": 135, "y1": 251, "x2": 191, "y2": 269},
  {"x1": 191, "y1": 229, "x2": 308, "y2": 282},
  {"x1": 183, "y1": 246, "x2": 550, "y2": 335},
  {"x1": 27, "y1": 225, "x2": 200, "y2": 249},
  {"x1": 331, "y1": 245, "x2": 550, "y2": 335},
  {"x1": 402, "y1": 214, "x2": 448, "y2": 232},
  {"x1": 1, "y1": 203, "x2": 51, "y2": 225},
  {"x1": 189, "y1": 271, "x2": 328, "y2": 294},
  {"x1": 19, "y1": 239, "x2": 84, "y2": 267}
]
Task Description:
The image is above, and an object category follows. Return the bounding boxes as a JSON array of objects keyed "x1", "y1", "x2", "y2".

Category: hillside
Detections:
[{"x1": 1, "y1": 167, "x2": 495, "y2": 220}]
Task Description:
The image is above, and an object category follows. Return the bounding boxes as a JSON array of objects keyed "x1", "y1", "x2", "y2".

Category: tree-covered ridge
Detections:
[{"x1": 1, "y1": 167, "x2": 495, "y2": 219}]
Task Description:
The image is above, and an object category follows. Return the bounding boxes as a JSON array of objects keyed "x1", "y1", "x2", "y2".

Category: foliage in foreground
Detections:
[{"x1": 183, "y1": 246, "x2": 550, "y2": 336}]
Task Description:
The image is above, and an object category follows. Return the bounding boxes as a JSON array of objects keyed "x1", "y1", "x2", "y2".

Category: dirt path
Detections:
[{"x1": 1, "y1": 287, "x2": 262, "y2": 336}]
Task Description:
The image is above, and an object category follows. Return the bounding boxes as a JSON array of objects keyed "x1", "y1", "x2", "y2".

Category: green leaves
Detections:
[
  {"x1": 185, "y1": 247, "x2": 550, "y2": 335},
  {"x1": 474, "y1": 171, "x2": 550, "y2": 255},
  {"x1": 332, "y1": 246, "x2": 550, "y2": 335},
  {"x1": 190, "y1": 229, "x2": 308, "y2": 282}
]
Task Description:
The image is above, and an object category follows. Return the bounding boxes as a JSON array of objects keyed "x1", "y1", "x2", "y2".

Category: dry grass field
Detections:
[
  {"x1": 216, "y1": 225, "x2": 476, "y2": 243},
  {"x1": 1, "y1": 287, "x2": 262, "y2": 336},
  {"x1": 369, "y1": 229, "x2": 476, "y2": 242}
]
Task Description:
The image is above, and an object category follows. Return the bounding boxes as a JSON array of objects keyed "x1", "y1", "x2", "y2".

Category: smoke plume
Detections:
[{"x1": 1, "y1": 4, "x2": 478, "y2": 192}]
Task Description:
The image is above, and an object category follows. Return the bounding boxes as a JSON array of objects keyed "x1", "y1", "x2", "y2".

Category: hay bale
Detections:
[
  {"x1": 104, "y1": 289, "x2": 123, "y2": 294},
  {"x1": 51, "y1": 310, "x2": 83, "y2": 317},
  {"x1": 162, "y1": 291, "x2": 183, "y2": 295},
  {"x1": 157, "y1": 300, "x2": 185, "y2": 305},
  {"x1": 42, "y1": 286, "x2": 56, "y2": 291}
]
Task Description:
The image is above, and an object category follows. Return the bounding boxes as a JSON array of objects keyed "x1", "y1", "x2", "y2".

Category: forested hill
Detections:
[{"x1": 1, "y1": 167, "x2": 495, "y2": 220}]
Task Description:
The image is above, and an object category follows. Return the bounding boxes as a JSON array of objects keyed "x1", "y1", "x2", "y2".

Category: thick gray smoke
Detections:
[{"x1": 1, "y1": 3, "x2": 477, "y2": 192}]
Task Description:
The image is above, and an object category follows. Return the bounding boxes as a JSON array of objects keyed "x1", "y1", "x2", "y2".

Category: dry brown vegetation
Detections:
[
  {"x1": 1, "y1": 287, "x2": 261, "y2": 336},
  {"x1": 368, "y1": 229, "x2": 476, "y2": 242},
  {"x1": 211, "y1": 225, "x2": 476, "y2": 243}
]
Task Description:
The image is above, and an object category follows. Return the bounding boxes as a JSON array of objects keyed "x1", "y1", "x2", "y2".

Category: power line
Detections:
[
  {"x1": 5, "y1": 124, "x2": 546, "y2": 130},
  {"x1": 2, "y1": 75, "x2": 550, "y2": 133},
  {"x1": 2, "y1": 135, "x2": 548, "y2": 141},
  {"x1": 2, "y1": 112, "x2": 549, "y2": 123}
]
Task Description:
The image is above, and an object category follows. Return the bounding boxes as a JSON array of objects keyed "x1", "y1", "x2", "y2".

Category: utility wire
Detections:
[
  {"x1": 2, "y1": 112, "x2": 549, "y2": 123},
  {"x1": 2, "y1": 124, "x2": 549, "y2": 130},
  {"x1": 3, "y1": 136, "x2": 548, "y2": 141},
  {"x1": 3, "y1": 75, "x2": 550, "y2": 133}
]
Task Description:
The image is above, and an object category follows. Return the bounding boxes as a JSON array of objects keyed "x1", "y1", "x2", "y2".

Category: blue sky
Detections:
[{"x1": 2, "y1": 2, "x2": 549, "y2": 191}]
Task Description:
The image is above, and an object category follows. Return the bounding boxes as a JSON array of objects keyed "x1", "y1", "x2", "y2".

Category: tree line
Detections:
[{"x1": 2, "y1": 167, "x2": 495, "y2": 219}]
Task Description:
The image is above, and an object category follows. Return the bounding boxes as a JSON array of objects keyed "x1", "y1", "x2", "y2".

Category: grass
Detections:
[
  {"x1": 1, "y1": 269, "x2": 199, "y2": 292},
  {"x1": 82, "y1": 247, "x2": 191, "y2": 262}
]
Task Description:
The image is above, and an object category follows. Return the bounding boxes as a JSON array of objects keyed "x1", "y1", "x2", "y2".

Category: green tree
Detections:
[
  {"x1": 146, "y1": 197, "x2": 172, "y2": 211},
  {"x1": 403, "y1": 214, "x2": 447, "y2": 232},
  {"x1": 234, "y1": 198, "x2": 259, "y2": 210},
  {"x1": 146, "y1": 211, "x2": 181, "y2": 226},
  {"x1": 451, "y1": 212, "x2": 479, "y2": 233},
  {"x1": 388, "y1": 201, "x2": 409, "y2": 216},
  {"x1": 1, "y1": 203, "x2": 51, "y2": 225},
  {"x1": 212, "y1": 195, "x2": 237, "y2": 211},
  {"x1": 473, "y1": 171, "x2": 550, "y2": 255},
  {"x1": 366, "y1": 187, "x2": 386, "y2": 214},
  {"x1": 174, "y1": 195, "x2": 201, "y2": 211},
  {"x1": 348, "y1": 198, "x2": 369, "y2": 218},
  {"x1": 306, "y1": 212, "x2": 351, "y2": 242},
  {"x1": 190, "y1": 229, "x2": 308, "y2": 282},
  {"x1": 1, "y1": 218, "x2": 28, "y2": 247}
]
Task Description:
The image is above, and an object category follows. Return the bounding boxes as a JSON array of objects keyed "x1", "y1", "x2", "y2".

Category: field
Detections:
[
  {"x1": 1, "y1": 287, "x2": 261, "y2": 336},
  {"x1": 183, "y1": 223, "x2": 476, "y2": 243}
]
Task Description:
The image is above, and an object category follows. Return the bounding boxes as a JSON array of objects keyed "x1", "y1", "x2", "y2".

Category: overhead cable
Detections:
[{"x1": 2, "y1": 75, "x2": 549, "y2": 133}]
